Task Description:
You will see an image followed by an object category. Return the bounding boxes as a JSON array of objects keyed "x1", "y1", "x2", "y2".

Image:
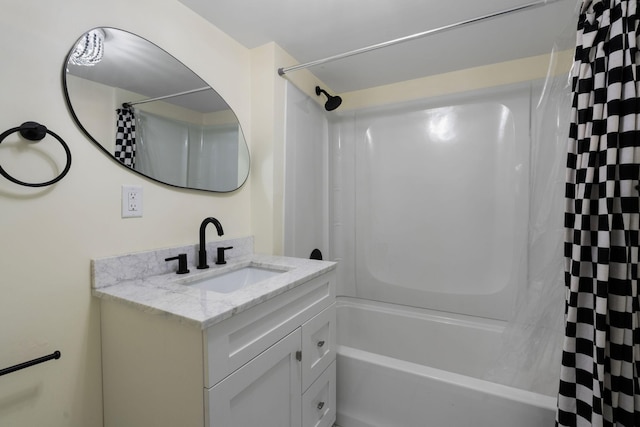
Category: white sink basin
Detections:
[{"x1": 185, "y1": 266, "x2": 284, "y2": 294}]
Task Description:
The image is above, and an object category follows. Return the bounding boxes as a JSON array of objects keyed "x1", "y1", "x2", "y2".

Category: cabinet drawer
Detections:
[
  {"x1": 301, "y1": 304, "x2": 336, "y2": 391},
  {"x1": 302, "y1": 361, "x2": 336, "y2": 427},
  {"x1": 205, "y1": 271, "x2": 335, "y2": 387}
]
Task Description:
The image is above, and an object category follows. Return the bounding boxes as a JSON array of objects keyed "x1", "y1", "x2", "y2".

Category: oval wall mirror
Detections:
[{"x1": 63, "y1": 27, "x2": 250, "y2": 193}]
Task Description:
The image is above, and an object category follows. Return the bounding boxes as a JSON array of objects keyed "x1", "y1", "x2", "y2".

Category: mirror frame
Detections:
[{"x1": 61, "y1": 27, "x2": 250, "y2": 193}]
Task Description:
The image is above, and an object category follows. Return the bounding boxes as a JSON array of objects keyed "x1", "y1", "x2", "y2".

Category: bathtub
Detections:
[{"x1": 335, "y1": 297, "x2": 556, "y2": 427}]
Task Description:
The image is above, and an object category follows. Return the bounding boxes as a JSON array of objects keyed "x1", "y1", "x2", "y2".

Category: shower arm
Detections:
[{"x1": 277, "y1": 0, "x2": 567, "y2": 76}]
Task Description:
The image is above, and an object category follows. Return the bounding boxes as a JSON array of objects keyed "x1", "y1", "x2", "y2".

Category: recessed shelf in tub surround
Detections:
[{"x1": 91, "y1": 236, "x2": 336, "y2": 329}]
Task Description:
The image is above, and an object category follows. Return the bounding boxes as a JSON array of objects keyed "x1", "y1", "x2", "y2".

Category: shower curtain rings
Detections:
[{"x1": 0, "y1": 122, "x2": 72, "y2": 187}]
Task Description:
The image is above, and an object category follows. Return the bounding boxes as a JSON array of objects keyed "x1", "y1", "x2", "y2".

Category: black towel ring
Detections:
[{"x1": 0, "y1": 122, "x2": 72, "y2": 187}]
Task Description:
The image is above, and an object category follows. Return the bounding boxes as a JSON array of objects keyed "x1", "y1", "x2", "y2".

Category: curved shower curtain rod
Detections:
[{"x1": 277, "y1": 0, "x2": 568, "y2": 77}]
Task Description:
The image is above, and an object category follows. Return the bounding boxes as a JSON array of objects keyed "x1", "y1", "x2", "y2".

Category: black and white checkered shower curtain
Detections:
[
  {"x1": 557, "y1": 1, "x2": 640, "y2": 426},
  {"x1": 115, "y1": 107, "x2": 136, "y2": 168}
]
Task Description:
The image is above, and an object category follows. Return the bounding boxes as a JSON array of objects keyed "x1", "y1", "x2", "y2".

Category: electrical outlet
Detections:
[{"x1": 122, "y1": 185, "x2": 143, "y2": 218}]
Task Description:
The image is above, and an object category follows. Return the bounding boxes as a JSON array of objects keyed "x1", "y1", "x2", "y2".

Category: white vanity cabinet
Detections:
[{"x1": 100, "y1": 269, "x2": 336, "y2": 427}]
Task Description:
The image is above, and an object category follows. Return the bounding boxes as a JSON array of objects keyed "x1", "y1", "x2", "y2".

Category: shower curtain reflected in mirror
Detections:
[
  {"x1": 134, "y1": 109, "x2": 240, "y2": 191},
  {"x1": 114, "y1": 107, "x2": 136, "y2": 168}
]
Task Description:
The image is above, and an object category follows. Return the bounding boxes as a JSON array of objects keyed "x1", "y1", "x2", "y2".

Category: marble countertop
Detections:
[{"x1": 92, "y1": 253, "x2": 336, "y2": 329}]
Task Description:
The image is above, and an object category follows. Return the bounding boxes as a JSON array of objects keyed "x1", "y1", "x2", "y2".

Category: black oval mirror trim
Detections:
[{"x1": 61, "y1": 27, "x2": 250, "y2": 193}]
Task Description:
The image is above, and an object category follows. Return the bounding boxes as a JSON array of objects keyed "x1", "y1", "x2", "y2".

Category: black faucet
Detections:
[{"x1": 197, "y1": 217, "x2": 224, "y2": 269}]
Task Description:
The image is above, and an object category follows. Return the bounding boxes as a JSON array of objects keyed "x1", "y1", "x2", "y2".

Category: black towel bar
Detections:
[{"x1": 0, "y1": 351, "x2": 61, "y2": 377}]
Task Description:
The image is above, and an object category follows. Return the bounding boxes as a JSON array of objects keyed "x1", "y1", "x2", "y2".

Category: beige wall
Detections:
[
  {"x1": 340, "y1": 50, "x2": 574, "y2": 110},
  {"x1": 249, "y1": 42, "x2": 326, "y2": 255},
  {"x1": 0, "y1": 1, "x2": 252, "y2": 426},
  {"x1": 249, "y1": 43, "x2": 343, "y2": 255}
]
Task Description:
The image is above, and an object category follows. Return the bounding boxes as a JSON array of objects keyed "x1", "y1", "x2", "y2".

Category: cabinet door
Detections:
[{"x1": 207, "y1": 329, "x2": 302, "y2": 427}]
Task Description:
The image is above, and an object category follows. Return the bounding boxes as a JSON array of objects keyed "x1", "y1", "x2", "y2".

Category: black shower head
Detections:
[{"x1": 315, "y1": 86, "x2": 342, "y2": 111}]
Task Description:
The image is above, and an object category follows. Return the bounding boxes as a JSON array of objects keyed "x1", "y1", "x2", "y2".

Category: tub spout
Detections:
[{"x1": 197, "y1": 217, "x2": 224, "y2": 269}]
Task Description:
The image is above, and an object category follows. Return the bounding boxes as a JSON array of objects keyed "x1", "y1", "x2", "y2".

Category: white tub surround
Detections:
[
  {"x1": 332, "y1": 83, "x2": 534, "y2": 321},
  {"x1": 92, "y1": 236, "x2": 336, "y2": 328},
  {"x1": 93, "y1": 237, "x2": 337, "y2": 427},
  {"x1": 330, "y1": 81, "x2": 564, "y2": 402},
  {"x1": 335, "y1": 298, "x2": 556, "y2": 427}
]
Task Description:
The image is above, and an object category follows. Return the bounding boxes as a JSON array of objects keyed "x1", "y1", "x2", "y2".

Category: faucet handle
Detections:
[
  {"x1": 165, "y1": 254, "x2": 190, "y2": 274},
  {"x1": 215, "y1": 246, "x2": 234, "y2": 265}
]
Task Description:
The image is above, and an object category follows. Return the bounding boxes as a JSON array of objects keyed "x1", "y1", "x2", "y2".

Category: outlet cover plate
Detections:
[{"x1": 122, "y1": 185, "x2": 143, "y2": 218}]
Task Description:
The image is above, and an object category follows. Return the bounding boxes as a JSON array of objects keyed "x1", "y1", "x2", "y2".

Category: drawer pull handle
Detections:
[
  {"x1": 317, "y1": 340, "x2": 325, "y2": 348},
  {"x1": 317, "y1": 401, "x2": 325, "y2": 410}
]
